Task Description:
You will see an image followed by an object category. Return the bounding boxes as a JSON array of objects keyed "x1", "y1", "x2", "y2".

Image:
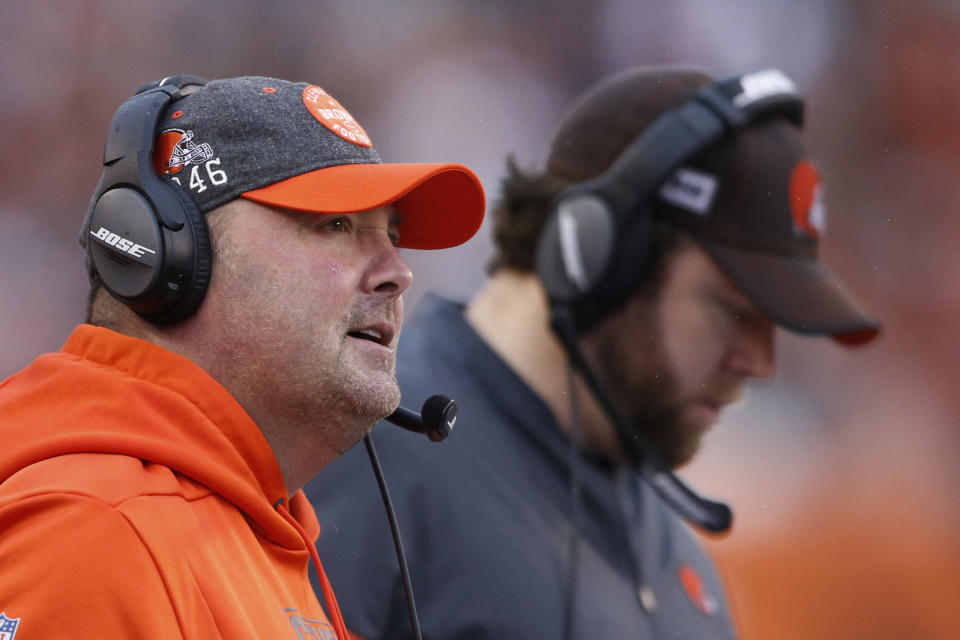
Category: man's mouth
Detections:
[
  {"x1": 694, "y1": 388, "x2": 744, "y2": 423},
  {"x1": 347, "y1": 323, "x2": 394, "y2": 348}
]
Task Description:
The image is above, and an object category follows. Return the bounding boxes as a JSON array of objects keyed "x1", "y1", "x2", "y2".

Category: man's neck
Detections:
[
  {"x1": 123, "y1": 306, "x2": 346, "y2": 496},
  {"x1": 464, "y1": 270, "x2": 623, "y2": 460}
]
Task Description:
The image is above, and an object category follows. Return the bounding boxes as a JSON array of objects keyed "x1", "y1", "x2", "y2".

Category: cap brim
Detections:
[
  {"x1": 240, "y1": 163, "x2": 485, "y2": 250},
  {"x1": 699, "y1": 241, "x2": 881, "y2": 347}
]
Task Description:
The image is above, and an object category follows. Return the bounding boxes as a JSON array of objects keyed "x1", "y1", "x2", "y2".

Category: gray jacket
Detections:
[{"x1": 306, "y1": 295, "x2": 737, "y2": 639}]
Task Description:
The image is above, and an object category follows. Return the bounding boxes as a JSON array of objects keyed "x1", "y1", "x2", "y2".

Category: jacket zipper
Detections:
[{"x1": 616, "y1": 470, "x2": 657, "y2": 614}]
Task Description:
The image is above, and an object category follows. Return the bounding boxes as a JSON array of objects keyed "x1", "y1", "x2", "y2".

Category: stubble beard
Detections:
[
  {"x1": 315, "y1": 351, "x2": 401, "y2": 455},
  {"x1": 624, "y1": 384, "x2": 704, "y2": 469},
  {"x1": 215, "y1": 300, "x2": 401, "y2": 457},
  {"x1": 592, "y1": 312, "x2": 706, "y2": 470},
  {"x1": 304, "y1": 316, "x2": 402, "y2": 455},
  {"x1": 207, "y1": 216, "x2": 401, "y2": 456}
]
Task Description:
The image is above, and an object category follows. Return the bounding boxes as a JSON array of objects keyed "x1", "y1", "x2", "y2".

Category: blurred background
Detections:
[{"x1": 1, "y1": 0, "x2": 957, "y2": 637}]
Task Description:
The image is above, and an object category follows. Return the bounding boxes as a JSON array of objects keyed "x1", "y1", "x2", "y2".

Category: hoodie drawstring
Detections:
[{"x1": 277, "y1": 504, "x2": 350, "y2": 640}]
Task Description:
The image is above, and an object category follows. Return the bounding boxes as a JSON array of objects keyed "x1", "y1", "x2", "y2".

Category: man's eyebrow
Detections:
[
  {"x1": 704, "y1": 285, "x2": 756, "y2": 317},
  {"x1": 296, "y1": 211, "x2": 332, "y2": 232}
]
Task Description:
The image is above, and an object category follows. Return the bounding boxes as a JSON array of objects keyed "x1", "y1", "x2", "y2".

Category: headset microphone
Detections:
[
  {"x1": 364, "y1": 393, "x2": 456, "y2": 640},
  {"x1": 384, "y1": 395, "x2": 457, "y2": 442}
]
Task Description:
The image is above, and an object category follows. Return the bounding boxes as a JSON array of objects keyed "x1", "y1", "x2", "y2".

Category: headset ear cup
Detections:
[
  {"x1": 536, "y1": 194, "x2": 657, "y2": 333},
  {"x1": 88, "y1": 183, "x2": 211, "y2": 324},
  {"x1": 148, "y1": 187, "x2": 211, "y2": 325},
  {"x1": 535, "y1": 189, "x2": 617, "y2": 331}
]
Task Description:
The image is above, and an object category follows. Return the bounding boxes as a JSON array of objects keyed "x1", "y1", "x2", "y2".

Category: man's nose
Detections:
[
  {"x1": 363, "y1": 238, "x2": 413, "y2": 297},
  {"x1": 726, "y1": 319, "x2": 776, "y2": 380}
]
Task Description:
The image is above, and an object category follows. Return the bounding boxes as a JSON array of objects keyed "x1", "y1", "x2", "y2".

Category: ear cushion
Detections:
[
  {"x1": 88, "y1": 181, "x2": 212, "y2": 324},
  {"x1": 147, "y1": 185, "x2": 211, "y2": 325},
  {"x1": 176, "y1": 198, "x2": 211, "y2": 321},
  {"x1": 536, "y1": 191, "x2": 617, "y2": 306}
]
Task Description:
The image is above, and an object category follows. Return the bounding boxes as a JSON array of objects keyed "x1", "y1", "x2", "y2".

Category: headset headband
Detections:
[{"x1": 586, "y1": 69, "x2": 803, "y2": 223}]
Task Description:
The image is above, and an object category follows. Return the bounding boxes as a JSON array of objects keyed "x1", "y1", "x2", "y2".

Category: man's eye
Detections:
[
  {"x1": 324, "y1": 216, "x2": 349, "y2": 232},
  {"x1": 722, "y1": 300, "x2": 757, "y2": 327}
]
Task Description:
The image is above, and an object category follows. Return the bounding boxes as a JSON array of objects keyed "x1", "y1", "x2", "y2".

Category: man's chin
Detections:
[
  {"x1": 328, "y1": 370, "x2": 400, "y2": 422},
  {"x1": 669, "y1": 442, "x2": 703, "y2": 469},
  {"x1": 638, "y1": 412, "x2": 710, "y2": 470},
  {"x1": 364, "y1": 384, "x2": 402, "y2": 423},
  {"x1": 333, "y1": 391, "x2": 400, "y2": 456}
]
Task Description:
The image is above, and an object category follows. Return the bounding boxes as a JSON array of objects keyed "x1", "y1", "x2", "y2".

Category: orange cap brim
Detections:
[{"x1": 240, "y1": 162, "x2": 485, "y2": 249}]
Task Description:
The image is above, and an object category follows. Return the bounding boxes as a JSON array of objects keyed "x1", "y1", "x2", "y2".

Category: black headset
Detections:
[
  {"x1": 535, "y1": 69, "x2": 805, "y2": 534},
  {"x1": 86, "y1": 74, "x2": 211, "y2": 325},
  {"x1": 535, "y1": 68, "x2": 804, "y2": 334}
]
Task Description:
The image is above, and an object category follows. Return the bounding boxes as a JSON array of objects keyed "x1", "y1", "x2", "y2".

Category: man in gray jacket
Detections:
[{"x1": 306, "y1": 66, "x2": 880, "y2": 639}]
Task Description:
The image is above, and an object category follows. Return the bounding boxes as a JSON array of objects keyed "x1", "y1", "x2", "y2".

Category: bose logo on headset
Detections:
[{"x1": 90, "y1": 226, "x2": 157, "y2": 259}]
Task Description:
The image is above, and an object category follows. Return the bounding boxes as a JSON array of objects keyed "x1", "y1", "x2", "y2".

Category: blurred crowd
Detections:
[{"x1": 2, "y1": 0, "x2": 957, "y2": 637}]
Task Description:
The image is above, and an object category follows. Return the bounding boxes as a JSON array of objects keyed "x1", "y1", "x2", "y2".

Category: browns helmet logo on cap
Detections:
[
  {"x1": 302, "y1": 86, "x2": 372, "y2": 148},
  {"x1": 788, "y1": 159, "x2": 826, "y2": 238},
  {"x1": 153, "y1": 129, "x2": 215, "y2": 176}
]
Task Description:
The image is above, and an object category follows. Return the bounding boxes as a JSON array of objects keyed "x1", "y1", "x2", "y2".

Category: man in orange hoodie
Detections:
[{"x1": 0, "y1": 75, "x2": 484, "y2": 639}]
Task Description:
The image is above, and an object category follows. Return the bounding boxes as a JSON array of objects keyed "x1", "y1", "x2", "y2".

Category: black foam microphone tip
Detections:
[{"x1": 420, "y1": 395, "x2": 457, "y2": 442}]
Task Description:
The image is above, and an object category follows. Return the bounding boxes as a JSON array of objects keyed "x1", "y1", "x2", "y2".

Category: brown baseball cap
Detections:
[{"x1": 547, "y1": 67, "x2": 879, "y2": 346}]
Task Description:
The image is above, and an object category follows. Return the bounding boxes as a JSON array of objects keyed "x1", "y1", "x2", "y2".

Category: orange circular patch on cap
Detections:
[
  {"x1": 154, "y1": 129, "x2": 186, "y2": 175},
  {"x1": 788, "y1": 160, "x2": 826, "y2": 238},
  {"x1": 302, "y1": 85, "x2": 372, "y2": 148}
]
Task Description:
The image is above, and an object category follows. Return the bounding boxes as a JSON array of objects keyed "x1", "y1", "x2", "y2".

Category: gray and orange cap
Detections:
[
  {"x1": 547, "y1": 67, "x2": 880, "y2": 346},
  {"x1": 81, "y1": 75, "x2": 484, "y2": 252}
]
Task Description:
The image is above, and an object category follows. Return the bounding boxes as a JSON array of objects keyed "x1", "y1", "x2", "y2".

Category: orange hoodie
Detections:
[{"x1": 0, "y1": 325, "x2": 348, "y2": 639}]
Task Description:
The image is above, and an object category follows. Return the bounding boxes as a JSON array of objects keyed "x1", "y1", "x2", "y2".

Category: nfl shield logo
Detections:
[{"x1": 0, "y1": 613, "x2": 20, "y2": 640}]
